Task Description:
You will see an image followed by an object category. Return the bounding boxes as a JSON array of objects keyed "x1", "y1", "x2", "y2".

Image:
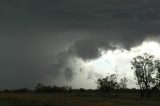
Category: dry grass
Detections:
[{"x1": 0, "y1": 93, "x2": 160, "y2": 106}]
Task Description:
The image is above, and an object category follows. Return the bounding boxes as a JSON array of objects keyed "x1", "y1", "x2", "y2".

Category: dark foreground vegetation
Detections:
[
  {"x1": 0, "y1": 91, "x2": 160, "y2": 106},
  {"x1": 0, "y1": 84, "x2": 160, "y2": 106}
]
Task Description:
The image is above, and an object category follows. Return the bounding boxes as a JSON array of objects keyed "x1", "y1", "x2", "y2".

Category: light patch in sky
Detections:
[
  {"x1": 83, "y1": 41, "x2": 160, "y2": 88},
  {"x1": 51, "y1": 41, "x2": 160, "y2": 89},
  {"x1": 131, "y1": 41, "x2": 160, "y2": 56}
]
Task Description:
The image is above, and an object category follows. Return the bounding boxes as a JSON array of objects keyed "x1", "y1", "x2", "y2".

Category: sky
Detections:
[{"x1": 1, "y1": 0, "x2": 160, "y2": 89}]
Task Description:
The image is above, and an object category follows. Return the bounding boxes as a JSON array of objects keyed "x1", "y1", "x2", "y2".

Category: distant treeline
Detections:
[
  {"x1": 1, "y1": 83, "x2": 160, "y2": 94},
  {"x1": 2, "y1": 83, "x2": 95, "y2": 93}
]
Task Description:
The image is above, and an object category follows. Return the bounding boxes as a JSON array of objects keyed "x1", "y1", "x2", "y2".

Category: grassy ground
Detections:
[{"x1": 0, "y1": 93, "x2": 160, "y2": 106}]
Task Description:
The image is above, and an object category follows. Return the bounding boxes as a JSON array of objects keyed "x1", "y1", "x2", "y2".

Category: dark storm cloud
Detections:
[
  {"x1": 69, "y1": 39, "x2": 101, "y2": 60},
  {"x1": 1, "y1": 0, "x2": 160, "y2": 88}
]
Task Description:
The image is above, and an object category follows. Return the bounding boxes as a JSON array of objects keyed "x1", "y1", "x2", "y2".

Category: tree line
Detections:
[{"x1": 97, "y1": 53, "x2": 160, "y2": 98}]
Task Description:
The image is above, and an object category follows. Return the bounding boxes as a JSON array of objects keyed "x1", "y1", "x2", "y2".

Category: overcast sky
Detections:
[{"x1": 0, "y1": 0, "x2": 160, "y2": 89}]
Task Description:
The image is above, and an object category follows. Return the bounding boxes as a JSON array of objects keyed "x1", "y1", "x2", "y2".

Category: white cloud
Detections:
[{"x1": 67, "y1": 41, "x2": 160, "y2": 89}]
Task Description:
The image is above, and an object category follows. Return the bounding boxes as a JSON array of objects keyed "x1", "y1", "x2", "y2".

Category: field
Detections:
[{"x1": 0, "y1": 93, "x2": 160, "y2": 106}]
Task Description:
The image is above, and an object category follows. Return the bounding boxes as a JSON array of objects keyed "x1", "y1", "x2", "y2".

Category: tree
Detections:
[
  {"x1": 119, "y1": 77, "x2": 128, "y2": 89},
  {"x1": 131, "y1": 53, "x2": 160, "y2": 98},
  {"x1": 97, "y1": 74, "x2": 119, "y2": 93}
]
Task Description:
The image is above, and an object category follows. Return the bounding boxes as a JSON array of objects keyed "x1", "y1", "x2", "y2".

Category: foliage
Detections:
[
  {"x1": 131, "y1": 53, "x2": 160, "y2": 98},
  {"x1": 97, "y1": 74, "x2": 128, "y2": 93},
  {"x1": 35, "y1": 83, "x2": 71, "y2": 93},
  {"x1": 119, "y1": 77, "x2": 128, "y2": 89}
]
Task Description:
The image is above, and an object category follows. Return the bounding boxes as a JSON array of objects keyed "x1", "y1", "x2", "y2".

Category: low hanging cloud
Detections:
[
  {"x1": 69, "y1": 39, "x2": 102, "y2": 61},
  {"x1": 87, "y1": 71, "x2": 103, "y2": 80},
  {"x1": 63, "y1": 67, "x2": 76, "y2": 81}
]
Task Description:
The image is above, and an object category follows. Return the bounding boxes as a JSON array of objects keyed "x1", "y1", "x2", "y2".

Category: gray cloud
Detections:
[
  {"x1": 0, "y1": 0, "x2": 160, "y2": 89},
  {"x1": 63, "y1": 67, "x2": 76, "y2": 81},
  {"x1": 69, "y1": 39, "x2": 102, "y2": 60},
  {"x1": 47, "y1": 51, "x2": 71, "y2": 79},
  {"x1": 87, "y1": 71, "x2": 103, "y2": 80}
]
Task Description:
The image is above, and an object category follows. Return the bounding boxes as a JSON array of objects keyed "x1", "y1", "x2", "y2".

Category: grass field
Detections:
[{"x1": 0, "y1": 93, "x2": 160, "y2": 106}]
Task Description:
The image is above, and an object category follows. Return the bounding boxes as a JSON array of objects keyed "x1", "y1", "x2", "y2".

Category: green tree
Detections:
[
  {"x1": 131, "y1": 53, "x2": 160, "y2": 98},
  {"x1": 119, "y1": 77, "x2": 128, "y2": 89},
  {"x1": 97, "y1": 74, "x2": 119, "y2": 93}
]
